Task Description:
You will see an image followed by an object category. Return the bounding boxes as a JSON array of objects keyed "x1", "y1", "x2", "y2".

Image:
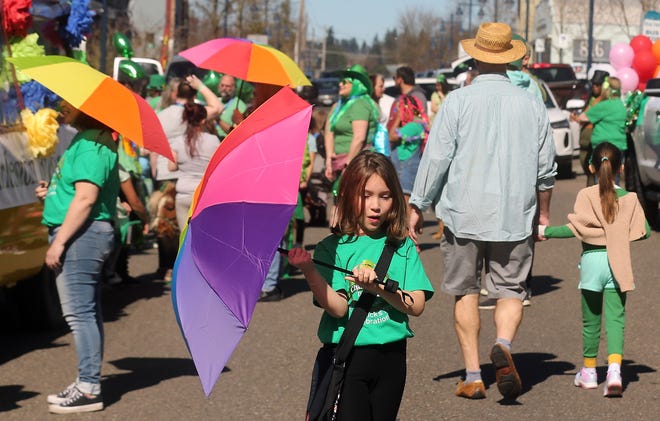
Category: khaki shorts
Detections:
[{"x1": 440, "y1": 228, "x2": 533, "y2": 300}]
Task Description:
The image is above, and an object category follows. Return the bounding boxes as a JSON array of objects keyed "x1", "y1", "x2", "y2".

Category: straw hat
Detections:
[{"x1": 460, "y1": 22, "x2": 526, "y2": 64}]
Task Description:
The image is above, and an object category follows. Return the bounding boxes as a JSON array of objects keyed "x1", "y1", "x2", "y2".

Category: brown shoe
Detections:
[
  {"x1": 432, "y1": 220, "x2": 445, "y2": 239},
  {"x1": 455, "y1": 380, "x2": 486, "y2": 399},
  {"x1": 490, "y1": 343, "x2": 522, "y2": 399}
]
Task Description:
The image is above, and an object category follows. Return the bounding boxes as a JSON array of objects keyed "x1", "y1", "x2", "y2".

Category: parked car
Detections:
[
  {"x1": 529, "y1": 63, "x2": 588, "y2": 109},
  {"x1": 380, "y1": 77, "x2": 459, "y2": 122},
  {"x1": 626, "y1": 79, "x2": 660, "y2": 228},
  {"x1": 537, "y1": 80, "x2": 577, "y2": 178},
  {"x1": 312, "y1": 77, "x2": 340, "y2": 107}
]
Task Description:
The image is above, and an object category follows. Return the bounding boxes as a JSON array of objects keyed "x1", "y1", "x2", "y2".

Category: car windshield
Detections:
[
  {"x1": 314, "y1": 79, "x2": 339, "y2": 93},
  {"x1": 531, "y1": 67, "x2": 575, "y2": 83},
  {"x1": 539, "y1": 84, "x2": 557, "y2": 109}
]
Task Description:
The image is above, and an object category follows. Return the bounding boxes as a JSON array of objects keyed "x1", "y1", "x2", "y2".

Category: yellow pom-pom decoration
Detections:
[{"x1": 21, "y1": 108, "x2": 60, "y2": 158}]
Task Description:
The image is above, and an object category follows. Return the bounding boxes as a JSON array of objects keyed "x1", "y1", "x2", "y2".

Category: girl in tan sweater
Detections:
[{"x1": 539, "y1": 142, "x2": 650, "y2": 397}]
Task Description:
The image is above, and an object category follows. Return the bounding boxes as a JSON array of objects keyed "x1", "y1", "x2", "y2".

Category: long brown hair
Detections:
[
  {"x1": 333, "y1": 150, "x2": 408, "y2": 241},
  {"x1": 592, "y1": 142, "x2": 622, "y2": 224},
  {"x1": 181, "y1": 103, "x2": 207, "y2": 158}
]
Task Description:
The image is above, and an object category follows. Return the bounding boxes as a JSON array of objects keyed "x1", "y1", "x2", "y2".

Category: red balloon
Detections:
[
  {"x1": 630, "y1": 35, "x2": 653, "y2": 53},
  {"x1": 632, "y1": 50, "x2": 657, "y2": 83},
  {"x1": 638, "y1": 81, "x2": 647, "y2": 91}
]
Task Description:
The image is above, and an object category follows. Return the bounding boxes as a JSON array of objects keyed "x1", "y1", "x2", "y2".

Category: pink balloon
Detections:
[
  {"x1": 632, "y1": 50, "x2": 657, "y2": 83},
  {"x1": 615, "y1": 67, "x2": 639, "y2": 94},
  {"x1": 609, "y1": 42, "x2": 635, "y2": 70},
  {"x1": 630, "y1": 35, "x2": 653, "y2": 53}
]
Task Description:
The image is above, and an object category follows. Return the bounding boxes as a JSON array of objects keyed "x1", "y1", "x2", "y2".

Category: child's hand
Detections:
[
  {"x1": 285, "y1": 247, "x2": 314, "y2": 271},
  {"x1": 346, "y1": 264, "x2": 379, "y2": 293}
]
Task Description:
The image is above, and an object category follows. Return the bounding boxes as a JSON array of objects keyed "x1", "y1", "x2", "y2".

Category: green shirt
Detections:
[
  {"x1": 42, "y1": 129, "x2": 119, "y2": 226},
  {"x1": 585, "y1": 98, "x2": 627, "y2": 151},
  {"x1": 216, "y1": 96, "x2": 247, "y2": 138},
  {"x1": 314, "y1": 233, "x2": 434, "y2": 346},
  {"x1": 331, "y1": 97, "x2": 377, "y2": 155}
]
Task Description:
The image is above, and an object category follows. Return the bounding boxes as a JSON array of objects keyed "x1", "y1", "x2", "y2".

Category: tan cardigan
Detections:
[{"x1": 566, "y1": 186, "x2": 648, "y2": 291}]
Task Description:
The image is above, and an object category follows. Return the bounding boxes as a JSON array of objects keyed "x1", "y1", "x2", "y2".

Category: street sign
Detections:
[
  {"x1": 641, "y1": 10, "x2": 660, "y2": 41},
  {"x1": 573, "y1": 39, "x2": 610, "y2": 63},
  {"x1": 535, "y1": 38, "x2": 545, "y2": 53},
  {"x1": 557, "y1": 33, "x2": 570, "y2": 49}
]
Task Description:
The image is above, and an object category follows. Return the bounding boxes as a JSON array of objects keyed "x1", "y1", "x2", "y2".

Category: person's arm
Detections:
[
  {"x1": 45, "y1": 181, "x2": 99, "y2": 269},
  {"x1": 168, "y1": 151, "x2": 179, "y2": 172},
  {"x1": 120, "y1": 178, "x2": 148, "y2": 226},
  {"x1": 347, "y1": 119, "x2": 368, "y2": 163},
  {"x1": 286, "y1": 247, "x2": 348, "y2": 318},
  {"x1": 407, "y1": 204, "x2": 425, "y2": 245},
  {"x1": 187, "y1": 75, "x2": 222, "y2": 120},
  {"x1": 324, "y1": 106, "x2": 337, "y2": 180},
  {"x1": 536, "y1": 189, "x2": 552, "y2": 241},
  {"x1": 538, "y1": 224, "x2": 575, "y2": 239}
]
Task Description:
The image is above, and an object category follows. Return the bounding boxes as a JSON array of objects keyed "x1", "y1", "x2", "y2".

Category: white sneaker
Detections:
[
  {"x1": 603, "y1": 365, "x2": 623, "y2": 397},
  {"x1": 47, "y1": 382, "x2": 77, "y2": 404},
  {"x1": 574, "y1": 368, "x2": 598, "y2": 389}
]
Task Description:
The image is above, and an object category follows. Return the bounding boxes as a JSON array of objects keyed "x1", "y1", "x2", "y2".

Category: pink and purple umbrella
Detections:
[{"x1": 171, "y1": 87, "x2": 312, "y2": 396}]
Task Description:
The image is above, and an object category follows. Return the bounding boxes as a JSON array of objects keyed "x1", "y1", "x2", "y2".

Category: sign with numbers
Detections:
[{"x1": 573, "y1": 39, "x2": 611, "y2": 63}]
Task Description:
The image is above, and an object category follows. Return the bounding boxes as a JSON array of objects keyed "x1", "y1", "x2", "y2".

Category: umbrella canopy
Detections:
[
  {"x1": 172, "y1": 87, "x2": 312, "y2": 396},
  {"x1": 7, "y1": 55, "x2": 173, "y2": 161},
  {"x1": 179, "y1": 38, "x2": 311, "y2": 88}
]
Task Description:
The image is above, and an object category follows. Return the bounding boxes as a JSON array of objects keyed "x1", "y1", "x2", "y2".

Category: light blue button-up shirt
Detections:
[{"x1": 409, "y1": 73, "x2": 556, "y2": 242}]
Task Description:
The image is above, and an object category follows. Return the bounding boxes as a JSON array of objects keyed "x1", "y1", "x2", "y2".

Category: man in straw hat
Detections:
[{"x1": 408, "y1": 22, "x2": 556, "y2": 400}]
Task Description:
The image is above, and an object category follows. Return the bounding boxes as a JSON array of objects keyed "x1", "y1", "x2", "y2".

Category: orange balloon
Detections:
[
  {"x1": 655, "y1": 64, "x2": 660, "y2": 78},
  {"x1": 652, "y1": 39, "x2": 660, "y2": 63}
]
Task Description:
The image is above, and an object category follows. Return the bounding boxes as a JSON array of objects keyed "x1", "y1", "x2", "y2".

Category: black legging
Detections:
[{"x1": 337, "y1": 340, "x2": 407, "y2": 421}]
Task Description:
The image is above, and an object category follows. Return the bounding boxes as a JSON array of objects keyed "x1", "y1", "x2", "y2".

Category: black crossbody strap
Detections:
[{"x1": 333, "y1": 241, "x2": 396, "y2": 364}]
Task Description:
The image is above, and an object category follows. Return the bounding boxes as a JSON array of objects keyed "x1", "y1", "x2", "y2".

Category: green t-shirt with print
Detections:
[
  {"x1": 314, "y1": 233, "x2": 434, "y2": 346},
  {"x1": 331, "y1": 97, "x2": 377, "y2": 155},
  {"x1": 216, "y1": 97, "x2": 247, "y2": 138},
  {"x1": 585, "y1": 98, "x2": 628, "y2": 151},
  {"x1": 42, "y1": 129, "x2": 120, "y2": 226}
]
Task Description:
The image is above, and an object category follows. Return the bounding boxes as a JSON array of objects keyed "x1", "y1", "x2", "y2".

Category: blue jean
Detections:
[
  {"x1": 262, "y1": 246, "x2": 282, "y2": 293},
  {"x1": 390, "y1": 147, "x2": 422, "y2": 195},
  {"x1": 50, "y1": 220, "x2": 114, "y2": 395}
]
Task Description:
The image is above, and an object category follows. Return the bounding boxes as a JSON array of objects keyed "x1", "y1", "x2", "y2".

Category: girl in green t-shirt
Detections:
[{"x1": 287, "y1": 150, "x2": 434, "y2": 420}]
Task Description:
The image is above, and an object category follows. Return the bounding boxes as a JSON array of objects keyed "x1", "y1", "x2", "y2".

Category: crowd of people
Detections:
[{"x1": 34, "y1": 21, "x2": 651, "y2": 417}]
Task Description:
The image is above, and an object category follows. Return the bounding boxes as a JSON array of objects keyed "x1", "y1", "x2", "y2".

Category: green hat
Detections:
[
  {"x1": 342, "y1": 64, "x2": 373, "y2": 95},
  {"x1": 147, "y1": 74, "x2": 166, "y2": 90},
  {"x1": 436, "y1": 74, "x2": 446, "y2": 83},
  {"x1": 509, "y1": 34, "x2": 529, "y2": 70}
]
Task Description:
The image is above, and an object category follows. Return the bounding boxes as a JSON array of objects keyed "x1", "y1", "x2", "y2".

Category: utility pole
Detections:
[
  {"x1": 294, "y1": 0, "x2": 305, "y2": 64},
  {"x1": 321, "y1": 27, "x2": 328, "y2": 73},
  {"x1": 587, "y1": 0, "x2": 594, "y2": 77}
]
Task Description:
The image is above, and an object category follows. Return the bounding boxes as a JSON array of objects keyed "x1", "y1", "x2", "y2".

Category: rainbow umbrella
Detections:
[
  {"x1": 171, "y1": 87, "x2": 312, "y2": 396},
  {"x1": 7, "y1": 55, "x2": 173, "y2": 161},
  {"x1": 178, "y1": 38, "x2": 311, "y2": 88}
]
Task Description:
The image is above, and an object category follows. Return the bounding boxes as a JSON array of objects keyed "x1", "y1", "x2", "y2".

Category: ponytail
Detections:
[
  {"x1": 181, "y1": 103, "x2": 207, "y2": 158},
  {"x1": 592, "y1": 142, "x2": 621, "y2": 224}
]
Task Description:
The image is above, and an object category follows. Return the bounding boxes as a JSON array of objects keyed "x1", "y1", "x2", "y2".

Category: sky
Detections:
[
  {"x1": 305, "y1": 0, "x2": 446, "y2": 44},
  {"x1": 134, "y1": 1, "x2": 457, "y2": 44}
]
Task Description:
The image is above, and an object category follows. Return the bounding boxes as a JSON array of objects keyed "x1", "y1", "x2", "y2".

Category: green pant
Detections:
[{"x1": 581, "y1": 288, "x2": 627, "y2": 358}]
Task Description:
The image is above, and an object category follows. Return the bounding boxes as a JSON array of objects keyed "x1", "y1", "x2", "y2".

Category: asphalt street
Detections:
[{"x1": 1, "y1": 169, "x2": 659, "y2": 420}]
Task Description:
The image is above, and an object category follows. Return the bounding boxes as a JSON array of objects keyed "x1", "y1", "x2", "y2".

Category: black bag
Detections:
[{"x1": 306, "y1": 243, "x2": 396, "y2": 421}]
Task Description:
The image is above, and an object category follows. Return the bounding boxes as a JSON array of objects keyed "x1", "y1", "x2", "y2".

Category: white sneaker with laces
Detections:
[
  {"x1": 47, "y1": 382, "x2": 77, "y2": 404},
  {"x1": 574, "y1": 368, "x2": 598, "y2": 389},
  {"x1": 603, "y1": 365, "x2": 623, "y2": 397}
]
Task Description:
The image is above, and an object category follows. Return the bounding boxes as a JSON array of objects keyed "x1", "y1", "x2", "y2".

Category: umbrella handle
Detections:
[{"x1": 277, "y1": 247, "x2": 414, "y2": 304}]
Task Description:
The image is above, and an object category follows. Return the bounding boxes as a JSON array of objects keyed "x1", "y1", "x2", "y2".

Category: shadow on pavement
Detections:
[
  {"x1": 0, "y1": 385, "x2": 39, "y2": 412},
  {"x1": 529, "y1": 275, "x2": 563, "y2": 298},
  {"x1": 101, "y1": 274, "x2": 169, "y2": 323},
  {"x1": 102, "y1": 357, "x2": 210, "y2": 407},
  {"x1": 0, "y1": 273, "x2": 169, "y2": 365},
  {"x1": 598, "y1": 359, "x2": 657, "y2": 391},
  {"x1": 433, "y1": 352, "x2": 576, "y2": 401}
]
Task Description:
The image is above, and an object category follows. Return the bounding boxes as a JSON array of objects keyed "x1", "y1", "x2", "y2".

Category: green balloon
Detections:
[
  {"x1": 201, "y1": 71, "x2": 221, "y2": 95},
  {"x1": 113, "y1": 32, "x2": 134, "y2": 58},
  {"x1": 118, "y1": 59, "x2": 145, "y2": 79}
]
